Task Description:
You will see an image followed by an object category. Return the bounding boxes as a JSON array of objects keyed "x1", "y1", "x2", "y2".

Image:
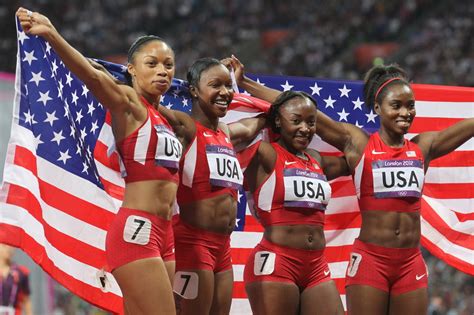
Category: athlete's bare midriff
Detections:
[
  {"x1": 358, "y1": 210, "x2": 421, "y2": 248},
  {"x1": 179, "y1": 193, "x2": 237, "y2": 234},
  {"x1": 264, "y1": 224, "x2": 326, "y2": 250},
  {"x1": 121, "y1": 180, "x2": 178, "y2": 220}
]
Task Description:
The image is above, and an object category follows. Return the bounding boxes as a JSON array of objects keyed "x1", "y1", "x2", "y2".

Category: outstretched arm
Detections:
[
  {"x1": 412, "y1": 118, "x2": 474, "y2": 167},
  {"x1": 222, "y1": 55, "x2": 281, "y2": 103},
  {"x1": 16, "y1": 8, "x2": 134, "y2": 115}
]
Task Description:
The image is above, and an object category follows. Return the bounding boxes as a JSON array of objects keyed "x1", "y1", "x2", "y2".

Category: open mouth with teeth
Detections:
[{"x1": 214, "y1": 99, "x2": 230, "y2": 109}]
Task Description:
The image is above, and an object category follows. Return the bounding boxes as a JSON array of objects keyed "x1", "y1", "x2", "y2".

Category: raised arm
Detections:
[
  {"x1": 411, "y1": 118, "x2": 474, "y2": 167},
  {"x1": 16, "y1": 8, "x2": 135, "y2": 116},
  {"x1": 157, "y1": 106, "x2": 196, "y2": 148},
  {"x1": 222, "y1": 55, "x2": 281, "y2": 103},
  {"x1": 227, "y1": 115, "x2": 267, "y2": 147},
  {"x1": 306, "y1": 149, "x2": 350, "y2": 181}
]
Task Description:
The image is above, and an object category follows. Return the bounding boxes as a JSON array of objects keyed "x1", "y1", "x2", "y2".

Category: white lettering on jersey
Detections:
[
  {"x1": 155, "y1": 124, "x2": 182, "y2": 169},
  {"x1": 372, "y1": 159, "x2": 424, "y2": 198},
  {"x1": 206, "y1": 144, "x2": 243, "y2": 189},
  {"x1": 283, "y1": 168, "x2": 331, "y2": 210}
]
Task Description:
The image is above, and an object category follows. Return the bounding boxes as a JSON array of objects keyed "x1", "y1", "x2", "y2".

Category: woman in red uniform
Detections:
[
  {"x1": 158, "y1": 57, "x2": 266, "y2": 315},
  {"x1": 242, "y1": 91, "x2": 348, "y2": 315},
  {"x1": 0, "y1": 244, "x2": 32, "y2": 315},
  {"x1": 227, "y1": 55, "x2": 474, "y2": 314},
  {"x1": 316, "y1": 65, "x2": 473, "y2": 315},
  {"x1": 17, "y1": 8, "x2": 180, "y2": 314}
]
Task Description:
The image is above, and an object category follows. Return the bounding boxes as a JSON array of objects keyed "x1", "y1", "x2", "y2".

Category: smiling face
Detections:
[
  {"x1": 193, "y1": 64, "x2": 234, "y2": 119},
  {"x1": 127, "y1": 40, "x2": 175, "y2": 98},
  {"x1": 276, "y1": 96, "x2": 317, "y2": 153},
  {"x1": 375, "y1": 83, "x2": 415, "y2": 136}
]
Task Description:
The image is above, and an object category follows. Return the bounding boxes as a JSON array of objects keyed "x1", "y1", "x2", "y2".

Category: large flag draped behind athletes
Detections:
[{"x1": 1, "y1": 21, "x2": 473, "y2": 313}]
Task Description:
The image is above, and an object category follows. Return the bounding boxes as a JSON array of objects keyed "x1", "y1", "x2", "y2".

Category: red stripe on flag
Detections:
[
  {"x1": 413, "y1": 84, "x2": 474, "y2": 102},
  {"x1": 99, "y1": 176, "x2": 125, "y2": 200},
  {"x1": 325, "y1": 213, "x2": 361, "y2": 230},
  {"x1": 232, "y1": 282, "x2": 247, "y2": 299},
  {"x1": 242, "y1": 216, "x2": 264, "y2": 232},
  {"x1": 0, "y1": 225, "x2": 123, "y2": 313},
  {"x1": 421, "y1": 236, "x2": 473, "y2": 276},
  {"x1": 410, "y1": 117, "x2": 463, "y2": 133},
  {"x1": 424, "y1": 184, "x2": 474, "y2": 199},
  {"x1": 453, "y1": 211, "x2": 474, "y2": 222},
  {"x1": 421, "y1": 199, "x2": 474, "y2": 250},
  {"x1": 94, "y1": 141, "x2": 120, "y2": 172},
  {"x1": 12, "y1": 145, "x2": 115, "y2": 230},
  {"x1": 429, "y1": 151, "x2": 474, "y2": 167},
  {"x1": 331, "y1": 180, "x2": 357, "y2": 198},
  {"x1": 6, "y1": 184, "x2": 108, "y2": 268}
]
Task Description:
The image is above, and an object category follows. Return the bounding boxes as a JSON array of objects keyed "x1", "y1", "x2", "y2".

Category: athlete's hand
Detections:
[
  {"x1": 16, "y1": 7, "x2": 56, "y2": 37},
  {"x1": 221, "y1": 55, "x2": 245, "y2": 84}
]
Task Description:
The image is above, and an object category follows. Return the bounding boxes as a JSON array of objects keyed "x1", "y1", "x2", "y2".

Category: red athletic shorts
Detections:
[
  {"x1": 106, "y1": 207, "x2": 171, "y2": 271},
  {"x1": 345, "y1": 239, "x2": 428, "y2": 295},
  {"x1": 162, "y1": 222, "x2": 175, "y2": 262},
  {"x1": 244, "y1": 238, "x2": 331, "y2": 289},
  {"x1": 173, "y1": 218, "x2": 232, "y2": 272}
]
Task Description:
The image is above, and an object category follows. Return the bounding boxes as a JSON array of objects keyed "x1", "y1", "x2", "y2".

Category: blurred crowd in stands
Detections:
[
  {"x1": 1, "y1": 0, "x2": 472, "y2": 86},
  {"x1": 1, "y1": 1, "x2": 472, "y2": 314}
]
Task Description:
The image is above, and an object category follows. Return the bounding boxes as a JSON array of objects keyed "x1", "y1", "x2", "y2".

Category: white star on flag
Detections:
[
  {"x1": 352, "y1": 97, "x2": 364, "y2": 110},
  {"x1": 23, "y1": 50, "x2": 37, "y2": 66},
  {"x1": 37, "y1": 91, "x2": 53, "y2": 106},
  {"x1": 323, "y1": 95, "x2": 336, "y2": 108},
  {"x1": 29, "y1": 71, "x2": 45, "y2": 86},
  {"x1": 337, "y1": 108, "x2": 350, "y2": 121},
  {"x1": 44, "y1": 111, "x2": 59, "y2": 126},
  {"x1": 310, "y1": 82, "x2": 322, "y2": 96},
  {"x1": 339, "y1": 84, "x2": 351, "y2": 98},
  {"x1": 281, "y1": 80, "x2": 294, "y2": 91},
  {"x1": 365, "y1": 109, "x2": 378, "y2": 123},
  {"x1": 57, "y1": 149, "x2": 72, "y2": 164}
]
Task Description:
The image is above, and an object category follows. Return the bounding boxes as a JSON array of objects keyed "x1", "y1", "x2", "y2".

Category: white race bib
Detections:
[
  {"x1": 372, "y1": 159, "x2": 424, "y2": 198},
  {"x1": 155, "y1": 124, "x2": 182, "y2": 169},
  {"x1": 206, "y1": 144, "x2": 243, "y2": 189},
  {"x1": 283, "y1": 168, "x2": 331, "y2": 210}
]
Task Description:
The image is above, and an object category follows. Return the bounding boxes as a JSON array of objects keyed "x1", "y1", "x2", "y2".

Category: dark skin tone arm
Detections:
[{"x1": 412, "y1": 118, "x2": 474, "y2": 170}]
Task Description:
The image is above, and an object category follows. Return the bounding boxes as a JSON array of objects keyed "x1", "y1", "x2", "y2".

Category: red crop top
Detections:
[
  {"x1": 115, "y1": 97, "x2": 182, "y2": 183},
  {"x1": 177, "y1": 121, "x2": 243, "y2": 204},
  {"x1": 253, "y1": 142, "x2": 331, "y2": 227},
  {"x1": 353, "y1": 132, "x2": 425, "y2": 212}
]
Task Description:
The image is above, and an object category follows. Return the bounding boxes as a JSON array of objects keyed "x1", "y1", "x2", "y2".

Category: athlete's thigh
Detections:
[
  {"x1": 210, "y1": 269, "x2": 234, "y2": 315},
  {"x1": 174, "y1": 269, "x2": 215, "y2": 315},
  {"x1": 246, "y1": 281, "x2": 300, "y2": 315},
  {"x1": 346, "y1": 285, "x2": 389, "y2": 315},
  {"x1": 113, "y1": 257, "x2": 175, "y2": 315},
  {"x1": 165, "y1": 260, "x2": 176, "y2": 284},
  {"x1": 389, "y1": 287, "x2": 428, "y2": 315},
  {"x1": 300, "y1": 280, "x2": 344, "y2": 315}
]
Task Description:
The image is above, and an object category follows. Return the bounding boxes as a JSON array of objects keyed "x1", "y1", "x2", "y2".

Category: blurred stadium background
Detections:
[{"x1": 0, "y1": 1, "x2": 472, "y2": 314}]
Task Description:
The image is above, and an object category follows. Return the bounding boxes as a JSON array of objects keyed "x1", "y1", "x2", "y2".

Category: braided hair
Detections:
[
  {"x1": 124, "y1": 35, "x2": 173, "y2": 86},
  {"x1": 363, "y1": 64, "x2": 409, "y2": 110},
  {"x1": 268, "y1": 90, "x2": 318, "y2": 134}
]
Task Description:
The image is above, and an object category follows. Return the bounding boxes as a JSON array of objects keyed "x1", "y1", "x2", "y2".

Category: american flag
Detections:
[{"x1": 1, "y1": 21, "x2": 473, "y2": 314}]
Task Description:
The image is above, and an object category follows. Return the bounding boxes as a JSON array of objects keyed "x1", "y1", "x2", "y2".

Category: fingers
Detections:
[{"x1": 220, "y1": 57, "x2": 234, "y2": 71}]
